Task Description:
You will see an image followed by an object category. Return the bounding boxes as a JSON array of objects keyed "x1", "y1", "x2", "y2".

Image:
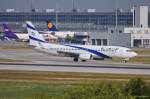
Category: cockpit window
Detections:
[{"x1": 126, "y1": 50, "x2": 133, "y2": 52}]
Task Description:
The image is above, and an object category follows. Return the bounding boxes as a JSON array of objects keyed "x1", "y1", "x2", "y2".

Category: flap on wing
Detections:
[{"x1": 57, "y1": 51, "x2": 79, "y2": 57}]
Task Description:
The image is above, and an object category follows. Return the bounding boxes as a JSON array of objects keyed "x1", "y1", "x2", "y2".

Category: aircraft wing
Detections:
[{"x1": 57, "y1": 51, "x2": 79, "y2": 57}]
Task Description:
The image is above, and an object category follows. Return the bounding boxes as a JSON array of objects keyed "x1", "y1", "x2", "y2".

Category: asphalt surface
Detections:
[
  {"x1": 0, "y1": 63, "x2": 150, "y2": 75},
  {"x1": 0, "y1": 47, "x2": 150, "y2": 75}
]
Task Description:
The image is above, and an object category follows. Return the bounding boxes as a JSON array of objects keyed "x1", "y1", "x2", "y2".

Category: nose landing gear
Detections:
[{"x1": 121, "y1": 58, "x2": 129, "y2": 63}]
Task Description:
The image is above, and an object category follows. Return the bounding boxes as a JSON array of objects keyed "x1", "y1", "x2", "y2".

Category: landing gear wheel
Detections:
[
  {"x1": 121, "y1": 60, "x2": 127, "y2": 63},
  {"x1": 73, "y1": 58, "x2": 78, "y2": 62},
  {"x1": 81, "y1": 60, "x2": 86, "y2": 62}
]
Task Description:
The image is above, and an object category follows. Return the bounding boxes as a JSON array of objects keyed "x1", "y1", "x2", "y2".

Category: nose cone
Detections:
[{"x1": 131, "y1": 52, "x2": 138, "y2": 58}]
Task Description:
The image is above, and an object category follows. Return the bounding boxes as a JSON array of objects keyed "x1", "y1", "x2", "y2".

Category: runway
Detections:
[
  {"x1": 0, "y1": 47, "x2": 150, "y2": 75},
  {"x1": 0, "y1": 63, "x2": 150, "y2": 75}
]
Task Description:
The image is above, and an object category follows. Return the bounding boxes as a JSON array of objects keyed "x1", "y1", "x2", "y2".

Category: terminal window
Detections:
[
  {"x1": 143, "y1": 39, "x2": 150, "y2": 46},
  {"x1": 134, "y1": 39, "x2": 141, "y2": 47},
  {"x1": 91, "y1": 39, "x2": 96, "y2": 45},
  {"x1": 111, "y1": 30, "x2": 114, "y2": 33},
  {"x1": 96, "y1": 39, "x2": 101, "y2": 45},
  {"x1": 103, "y1": 39, "x2": 107, "y2": 46},
  {"x1": 119, "y1": 30, "x2": 122, "y2": 33}
]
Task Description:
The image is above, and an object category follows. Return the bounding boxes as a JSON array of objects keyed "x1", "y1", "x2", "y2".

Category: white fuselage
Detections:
[
  {"x1": 35, "y1": 42, "x2": 137, "y2": 59},
  {"x1": 16, "y1": 34, "x2": 29, "y2": 41},
  {"x1": 40, "y1": 31, "x2": 75, "y2": 38},
  {"x1": 16, "y1": 33, "x2": 56, "y2": 42}
]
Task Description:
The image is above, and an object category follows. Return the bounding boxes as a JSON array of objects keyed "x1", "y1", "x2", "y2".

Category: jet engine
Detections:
[{"x1": 79, "y1": 54, "x2": 92, "y2": 60}]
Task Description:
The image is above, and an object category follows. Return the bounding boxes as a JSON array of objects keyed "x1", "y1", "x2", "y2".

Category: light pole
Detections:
[
  {"x1": 115, "y1": 0, "x2": 118, "y2": 29},
  {"x1": 132, "y1": 5, "x2": 135, "y2": 27},
  {"x1": 55, "y1": 1, "x2": 58, "y2": 29}
]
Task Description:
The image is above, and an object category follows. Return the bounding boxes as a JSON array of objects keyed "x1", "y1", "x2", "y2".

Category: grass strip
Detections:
[
  {"x1": 0, "y1": 58, "x2": 27, "y2": 62},
  {"x1": 0, "y1": 70, "x2": 150, "y2": 84}
]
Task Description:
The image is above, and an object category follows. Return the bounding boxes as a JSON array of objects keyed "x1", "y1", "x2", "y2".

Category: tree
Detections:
[
  {"x1": 65, "y1": 35, "x2": 81, "y2": 44},
  {"x1": 125, "y1": 78, "x2": 148, "y2": 97},
  {"x1": 62, "y1": 83, "x2": 134, "y2": 99}
]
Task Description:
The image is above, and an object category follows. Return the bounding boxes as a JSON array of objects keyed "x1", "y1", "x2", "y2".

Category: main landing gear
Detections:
[
  {"x1": 73, "y1": 58, "x2": 86, "y2": 62},
  {"x1": 73, "y1": 58, "x2": 78, "y2": 62}
]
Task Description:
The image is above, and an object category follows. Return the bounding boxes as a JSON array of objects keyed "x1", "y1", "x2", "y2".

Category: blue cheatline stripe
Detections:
[
  {"x1": 29, "y1": 36, "x2": 48, "y2": 43},
  {"x1": 29, "y1": 35, "x2": 110, "y2": 58},
  {"x1": 64, "y1": 45, "x2": 111, "y2": 58},
  {"x1": 27, "y1": 24, "x2": 36, "y2": 30}
]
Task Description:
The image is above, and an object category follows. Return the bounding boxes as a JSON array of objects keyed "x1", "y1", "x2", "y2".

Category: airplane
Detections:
[
  {"x1": 3, "y1": 24, "x2": 29, "y2": 41},
  {"x1": 26, "y1": 21, "x2": 137, "y2": 62},
  {"x1": 39, "y1": 21, "x2": 75, "y2": 38},
  {"x1": 2, "y1": 23, "x2": 57, "y2": 42}
]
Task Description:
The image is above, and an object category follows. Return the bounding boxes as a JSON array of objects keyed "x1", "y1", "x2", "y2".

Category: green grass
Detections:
[
  {"x1": 0, "y1": 82, "x2": 75, "y2": 99},
  {"x1": 112, "y1": 57, "x2": 150, "y2": 64},
  {"x1": 0, "y1": 58, "x2": 26, "y2": 62},
  {"x1": 0, "y1": 46, "x2": 28, "y2": 49},
  {"x1": 0, "y1": 43, "x2": 28, "y2": 49},
  {"x1": 131, "y1": 49, "x2": 150, "y2": 63},
  {"x1": 129, "y1": 57, "x2": 150, "y2": 64},
  {"x1": 0, "y1": 70, "x2": 149, "y2": 99},
  {"x1": 0, "y1": 70, "x2": 150, "y2": 84},
  {"x1": 133, "y1": 49, "x2": 150, "y2": 54}
]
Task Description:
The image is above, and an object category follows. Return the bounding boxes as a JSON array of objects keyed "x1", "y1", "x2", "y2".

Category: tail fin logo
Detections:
[
  {"x1": 47, "y1": 21, "x2": 58, "y2": 31},
  {"x1": 47, "y1": 22, "x2": 53, "y2": 29}
]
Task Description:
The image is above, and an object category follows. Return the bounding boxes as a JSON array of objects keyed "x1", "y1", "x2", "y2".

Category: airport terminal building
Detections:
[
  {"x1": 0, "y1": 11, "x2": 135, "y2": 32},
  {"x1": 0, "y1": 12, "x2": 134, "y2": 25},
  {"x1": 0, "y1": 6, "x2": 150, "y2": 48}
]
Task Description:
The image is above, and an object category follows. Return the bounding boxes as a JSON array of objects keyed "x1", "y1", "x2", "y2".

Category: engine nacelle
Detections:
[{"x1": 79, "y1": 54, "x2": 92, "y2": 60}]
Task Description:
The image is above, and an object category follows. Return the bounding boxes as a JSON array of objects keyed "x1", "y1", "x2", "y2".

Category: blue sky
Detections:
[{"x1": 0, "y1": 0, "x2": 149, "y2": 12}]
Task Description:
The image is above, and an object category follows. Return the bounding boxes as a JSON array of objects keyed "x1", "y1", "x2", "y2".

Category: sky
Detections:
[{"x1": 0, "y1": 0, "x2": 150, "y2": 12}]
